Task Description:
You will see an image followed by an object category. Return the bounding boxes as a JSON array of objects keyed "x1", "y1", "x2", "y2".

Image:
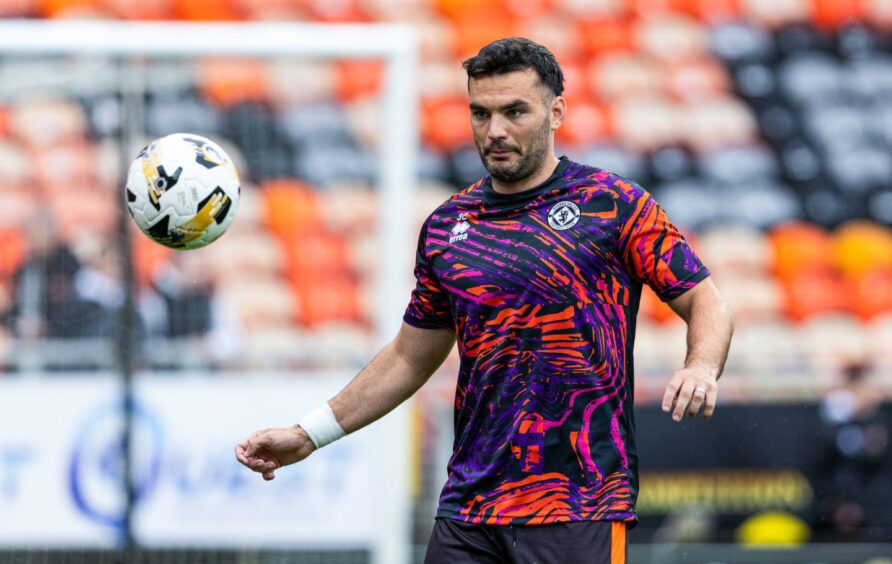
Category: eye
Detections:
[
  {"x1": 472, "y1": 110, "x2": 489, "y2": 120},
  {"x1": 507, "y1": 109, "x2": 523, "y2": 118}
]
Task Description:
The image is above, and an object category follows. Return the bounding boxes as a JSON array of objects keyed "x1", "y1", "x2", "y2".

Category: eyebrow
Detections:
[{"x1": 469, "y1": 99, "x2": 531, "y2": 112}]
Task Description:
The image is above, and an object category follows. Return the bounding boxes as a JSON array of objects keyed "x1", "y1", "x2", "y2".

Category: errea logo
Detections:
[{"x1": 450, "y1": 213, "x2": 470, "y2": 243}]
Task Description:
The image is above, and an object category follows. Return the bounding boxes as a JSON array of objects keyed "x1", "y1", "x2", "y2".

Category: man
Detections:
[{"x1": 235, "y1": 38, "x2": 733, "y2": 563}]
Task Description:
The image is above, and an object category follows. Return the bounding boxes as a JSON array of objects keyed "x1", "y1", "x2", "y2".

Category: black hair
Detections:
[{"x1": 462, "y1": 37, "x2": 564, "y2": 97}]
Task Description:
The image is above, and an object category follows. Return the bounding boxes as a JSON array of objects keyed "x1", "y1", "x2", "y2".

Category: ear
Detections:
[{"x1": 550, "y1": 95, "x2": 566, "y2": 131}]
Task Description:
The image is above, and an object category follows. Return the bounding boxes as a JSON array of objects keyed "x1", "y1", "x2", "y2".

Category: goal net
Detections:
[{"x1": 0, "y1": 19, "x2": 420, "y2": 564}]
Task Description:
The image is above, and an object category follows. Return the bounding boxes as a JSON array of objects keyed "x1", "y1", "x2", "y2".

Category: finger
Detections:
[
  {"x1": 672, "y1": 381, "x2": 696, "y2": 422},
  {"x1": 662, "y1": 378, "x2": 682, "y2": 413},
  {"x1": 702, "y1": 387, "x2": 718, "y2": 419},
  {"x1": 688, "y1": 387, "x2": 707, "y2": 418},
  {"x1": 262, "y1": 471, "x2": 275, "y2": 481},
  {"x1": 243, "y1": 431, "x2": 266, "y2": 458},
  {"x1": 234, "y1": 445, "x2": 251, "y2": 466}
]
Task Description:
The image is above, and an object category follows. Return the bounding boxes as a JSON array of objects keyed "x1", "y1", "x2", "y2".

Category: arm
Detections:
[
  {"x1": 235, "y1": 322, "x2": 455, "y2": 479},
  {"x1": 661, "y1": 277, "x2": 734, "y2": 422}
]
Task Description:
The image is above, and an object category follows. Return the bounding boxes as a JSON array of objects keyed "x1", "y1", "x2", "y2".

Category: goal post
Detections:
[{"x1": 0, "y1": 19, "x2": 419, "y2": 564}]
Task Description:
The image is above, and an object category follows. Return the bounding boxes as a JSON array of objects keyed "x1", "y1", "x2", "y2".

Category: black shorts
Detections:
[{"x1": 423, "y1": 518, "x2": 627, "y2": 564}]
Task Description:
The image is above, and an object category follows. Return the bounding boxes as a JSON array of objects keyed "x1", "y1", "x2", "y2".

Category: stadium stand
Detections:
[{"x1": 0, "y1": 0, "x2": 888, "y2": 393}]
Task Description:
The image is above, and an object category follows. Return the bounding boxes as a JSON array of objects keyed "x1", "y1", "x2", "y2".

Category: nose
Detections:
[{"x1": 487, "y1": 114, "x2": 509, "y2": 142}]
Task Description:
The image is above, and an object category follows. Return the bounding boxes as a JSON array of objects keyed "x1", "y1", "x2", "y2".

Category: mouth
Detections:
[{"x1": 487, "y1": 148, "x2": 517, "y2": 160}]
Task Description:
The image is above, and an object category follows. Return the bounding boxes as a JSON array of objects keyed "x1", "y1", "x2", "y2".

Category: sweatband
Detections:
[{"x1": 298, "y1": 403, "x2": 346, "y2": 448}]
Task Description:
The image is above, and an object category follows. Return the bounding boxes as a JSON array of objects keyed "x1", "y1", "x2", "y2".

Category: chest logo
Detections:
[
  {"x1": 450, "y1": 215, "x2": 470, "y2": 243},
  {"x1": 547, "y1": 201, "x2": 581, "y2": 231}
]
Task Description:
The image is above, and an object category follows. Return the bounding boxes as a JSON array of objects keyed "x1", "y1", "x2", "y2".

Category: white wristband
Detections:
[{"x1": 298, "y1": 403, "x2": 346, "y2": 449}]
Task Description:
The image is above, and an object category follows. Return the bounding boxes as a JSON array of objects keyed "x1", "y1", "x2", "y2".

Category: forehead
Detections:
[{"x1": 468, "y1": 68, "x2": 547, "y2": 106}]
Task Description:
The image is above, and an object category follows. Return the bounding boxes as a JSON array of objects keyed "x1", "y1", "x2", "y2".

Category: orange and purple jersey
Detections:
[{"x1": 403, "y1": 157, "x2": 709, "y2": 526}]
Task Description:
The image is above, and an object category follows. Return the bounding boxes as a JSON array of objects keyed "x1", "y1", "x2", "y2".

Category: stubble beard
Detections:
[{"x1": 477, "y1": 116, "x2": 551, "y2": 185}]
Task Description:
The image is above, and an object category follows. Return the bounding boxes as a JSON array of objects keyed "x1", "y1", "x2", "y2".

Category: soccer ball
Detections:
[{"x1": 125, "y1": 133, "x2": 240, "y2": 250}]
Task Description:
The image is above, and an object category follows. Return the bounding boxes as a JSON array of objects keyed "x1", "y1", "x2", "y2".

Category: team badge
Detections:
[{"x1": 547, "y1": 201, "x2": 581, "y2": 230}]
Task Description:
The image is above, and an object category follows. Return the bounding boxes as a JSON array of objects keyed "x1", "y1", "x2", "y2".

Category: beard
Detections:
[{"x1": 476, "y1": 116, "x2": 551, "y2": 185}]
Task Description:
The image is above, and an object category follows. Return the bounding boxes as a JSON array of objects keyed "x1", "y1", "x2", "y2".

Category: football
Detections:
[{"x1": 125, "y1": 133, "x2": 240, "y2": 250}]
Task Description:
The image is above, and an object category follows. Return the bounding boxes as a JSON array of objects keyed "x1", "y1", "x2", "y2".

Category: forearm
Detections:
[
  {"x1": 682, "y1": 286, "x2": 734, "y2": 380},
  {"x1": 328, "y1": 326, "x2": 454, "y2": 434}
]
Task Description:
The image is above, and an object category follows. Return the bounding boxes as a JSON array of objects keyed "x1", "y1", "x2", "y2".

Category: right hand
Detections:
[{"x1": 234, "y1": 426, "x2": 316, "y2": 481}]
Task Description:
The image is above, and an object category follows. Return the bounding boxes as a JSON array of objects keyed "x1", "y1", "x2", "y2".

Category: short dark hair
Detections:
[{"x1": 462, "y1": 37, "x2": 564, "y2": 97}]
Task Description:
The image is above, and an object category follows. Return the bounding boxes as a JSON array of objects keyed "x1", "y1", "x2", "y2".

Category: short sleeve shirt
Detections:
[{"x1": 404, "y1": 158, "x2": 709, "y2": 525}]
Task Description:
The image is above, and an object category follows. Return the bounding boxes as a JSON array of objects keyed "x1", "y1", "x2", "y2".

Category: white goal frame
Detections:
[{"x1": 0, "y1": 20, "x2": 418, "y2": 564}]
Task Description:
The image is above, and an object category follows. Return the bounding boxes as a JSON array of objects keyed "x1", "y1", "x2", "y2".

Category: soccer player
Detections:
[{"x1": 235, "y1": 38, "x2": 734, "y2": 563}]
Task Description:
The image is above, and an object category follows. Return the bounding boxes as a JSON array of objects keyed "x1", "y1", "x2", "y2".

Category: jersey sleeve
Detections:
[
  {"x1": 403, "y1": 220, "x2": 454, "y2": 330},
  {"x1": 617, "y1": 181, "x2": 709, "y2": 302}
]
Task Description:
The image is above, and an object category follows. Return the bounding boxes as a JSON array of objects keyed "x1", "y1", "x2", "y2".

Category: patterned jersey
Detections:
[{"x1": 404, "y1": 157, "x2": 709, "y2": 526}]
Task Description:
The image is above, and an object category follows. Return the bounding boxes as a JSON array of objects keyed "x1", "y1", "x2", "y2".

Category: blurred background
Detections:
[{"x1": 0, "y1": 0, "x2": 891, "y2": 563}]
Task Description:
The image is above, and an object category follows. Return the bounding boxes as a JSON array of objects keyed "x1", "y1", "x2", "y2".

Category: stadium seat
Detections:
[
  {"x1": 333, "y1": 60, "x2": 383, "y2": 103},
  {"x1": 781, "y1": 270, "x2": 852, "y2": 320},
  {"x1": 574, "y1": 144, "x2": 648, "y2": 183},
  {"x1": 682, "y1": 96, "x2": 757, "y2": 153},
  {"x1": 722, "y1": 182, "x2": 801, "y2": 229},
  {"x1": 554, "y1": 101, "x2": 611, "y2": 145},
  {"x1": 278, "y1": 103, "x2": 351, "y2": 148},
  {"x1": 174, "y1": 0, "x2": 240, "y2": 20},
  {"x1": 266, "y1": 60, "x2": 336, "y2": 107},
  {"x1": 664, "y1": 57, "x2": 730, "y2": 101},
  {"x1": 697, "y1": 224, "x2": 773, "y2": 274},
  {"x1": 576, "y1": 16, "x2": 635, "y2": 57},
  {"x1": 831, "y1": 220, "x2": 892, "y2": 279},
  {"x1": 868, "y1": 189, "x2": 892, "y2": 225},
  {"x1": 219, "y1": 277, "x2": 298, "y2": 329},
  {"x1": 769, "y1": 221, "x2": 834, "y2": 280},
  {"x1": 611, "y1": 96, "x2": 682, "y2": 152},
  {"x1": 650, "y1": 179, "x2": 721, "y2": 230},
  {"x1": 812, "y1": 0, "x2": 866, "y2": 29},
  {"x1": 102, "y1": 0, "x2": 175, "y2": 19},
  {"x1": 709, "y1": 20, "x2": 776, "y2": 63},
  {"x1": 635, "y1": 13, "x2": 709, "y2": 63},
  {"x1": 11, "y1": 97, "x2": 88, "y2": 149},
  {"x1": 0, "y1": 141, "x2": 30, "y2": 190},
  {"x1": 589, "y1": 53, "x2": 662, "y2": 102},
  {"x1": 798, "y1": 313, "x2": 869, "y2": 371},
  {"x1": 0, "y1": 226, "x2": 26, "y2": 279},
  {"x1": 200, "y1": 59, "x2": 268, "y2": 108},
  {"x1": 698, "y1": 144, "x2": 779, "y2": 184},
  {"x1": 850, "y1": 270, "x2": 892, "y2": 320},
  {"x1": 421, "y1": 97, "x2": 474, "y2": 151},
  {"x1": 261, "y1": 179, "x2": 322, "y2": 236},
  {"x1": 519, "y1": 15, "x2": 583, "y2": 63}
]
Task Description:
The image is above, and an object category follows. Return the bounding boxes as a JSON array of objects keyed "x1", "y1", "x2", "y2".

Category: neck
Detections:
[{"x1": 491, "y1": 154, "x2": 561, "y2": 195}]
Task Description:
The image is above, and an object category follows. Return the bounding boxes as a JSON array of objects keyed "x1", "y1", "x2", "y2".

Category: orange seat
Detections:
[
  {"x1": 813, "y1": 0, "x2": 866, "y2": 28},
  {"x1": 781, "y1": 271, "x2": 852, "y2": 321},
  {"x1": 260, "y1": 179, "x2": 322, "y2": 237},
  {"x1": 102, "y1": 0, "x2": 175, "y2": 19},
  {"x1": 769, "y1": 222, "x2": 835, "y2": 281},
  {"x1": 452, "y1": 12, "x2": 520, "y2": 59},
  {"x1": 305, "y1": 0, "x2": 368, "y2": 22},
  {"x1": 577, "y1": 17, "x2": 635, "y2": 58},
  {"x1": 0, "y1": 104, "x2": 10, "y2": 138},
  {"x1": 589, "y1": 53, "x2": 662, "y2": 102},
  {"x1": 40, "y1": 0, "x2": 100, "y2": 17},
  {"x1": 200, "y1": 59, "x2": 268, "y2": 107},
  {"x1": 294, "y1": 275, "x2": 362, "y2": 327},
  {"x1": 0, "y1": 226, "x2": 26, "y2": 279},
  {"x1": 640, "y1": 285, "x2": 679, "y2": 325},
  {"x1": 133, "y1": 231, "x2": 172, "y2": 287},
  {"x1": 831, "y1": 220, "x2": 892, "y2": 280},
  {"x1": 555, "y1": 101, "x2": 611, "y2": 145},
  {"x1": 421, "y1": 96, "x2": 473, "y2": 151},
  {"x1": 174, "y1": 0, "x2": 239, "y2": 20},
  {"x1": 675, "y1": 0, "x2": 741, "y2": 21},
  {"x1": 557, "y1": 59, "x2": 590, "y2": 104},
  {"x1": 850, "y1": 270, "x2": 892, "y2": 320},
  {"x1": 334, "y1": 60, "x2": 383, "y2": 103}
]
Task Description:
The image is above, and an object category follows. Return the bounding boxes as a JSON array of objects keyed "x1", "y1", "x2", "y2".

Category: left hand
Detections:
[{"x1": 662, "y1": 366, "x2": 718, "y2": 422}]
